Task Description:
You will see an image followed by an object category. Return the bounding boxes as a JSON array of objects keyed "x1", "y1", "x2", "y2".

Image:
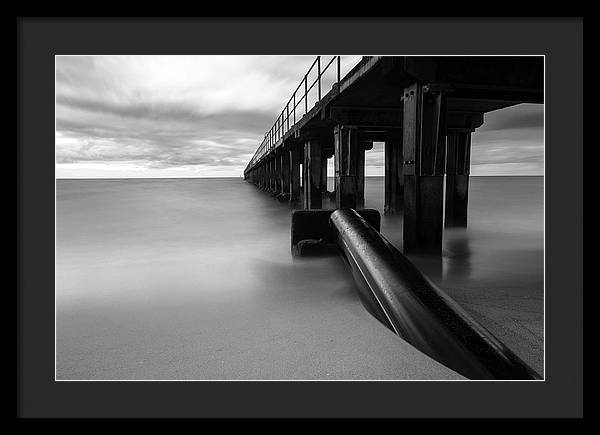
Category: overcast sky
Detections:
[{"x1": 56, "y1": 56, "x2": 543, "y2": 178}]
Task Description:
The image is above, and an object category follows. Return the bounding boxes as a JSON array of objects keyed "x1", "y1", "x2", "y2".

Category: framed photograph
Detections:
[{"x1": 17, "y1": 17, "x2": 583, "y2": 419}]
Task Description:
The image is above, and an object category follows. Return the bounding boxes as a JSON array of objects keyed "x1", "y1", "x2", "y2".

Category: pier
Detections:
[
  {"x1": 243, "y1": 56, "x2": 544, "y2": 379},
  {"x1": 243, "y1": 56, "x2": 543, "y2": 254}
]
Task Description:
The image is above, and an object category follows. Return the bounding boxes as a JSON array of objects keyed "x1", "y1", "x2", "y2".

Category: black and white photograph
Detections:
[
  {"x1": 17, "y1": 17, "x2": 583, "y2": 419},
  {"x1": 55, "y1": 55, "x2": 544, "y2": 381}
]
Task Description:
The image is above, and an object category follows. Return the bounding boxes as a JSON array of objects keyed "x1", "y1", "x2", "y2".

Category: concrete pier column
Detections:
[
  {"x1": 281, "y1": 150, "x2": 290, "y2": 197},
  {"x1": 402, "y1": 83, "x2": 447, "y2": 254},
  {"x1": 269, "y1": 158, "x2": 275, "y2": 192},
  {"x1": 264, "y1": 161, "x2": 269, "y2": 190},
  {"x1": 303, "y1": 140, "x2": 324, "y2": 209},
  {"x1": 321, "y1": 151, "x2": 333, "y2": 202},
  {"x1": 265, "y1": 160, "x2": 270, "y2": 191},
  {"x1": 263, "y1": 163, "x2": 267, "y2": 190},
  {"x1": 334, "y1": 125, "x2": 363, "y2": 209},
  {"x1": 356, "y1": 144, "x2": 366, "y2": 209},
  {"x1": 321, "y1": 153, "x2": 328, "y2": 195},
  {"x1": 264, "y1": 163, "x2": 268, "y2": 190},
  {"x1": 385, "y1": 132, "x2": 404, "y2": 214},
  {"x1": 289, "y1": 148, "x2": 301, "y2": 202},
  {"x1": 273, "y1": 152, "x2": 281, "y2": 195},
  {"x1": 445, "y1": 130, "x2": 472, "y2": 227}
]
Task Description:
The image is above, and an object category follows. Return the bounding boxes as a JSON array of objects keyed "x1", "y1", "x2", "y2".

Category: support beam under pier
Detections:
[
  {"x1": 264, "y1": 161, "x2": 269, "y2": 191},
  {"x1": 385, "y1": 131, "x2": 404, "y2": 214},
  {"x1": 289, "y1": 148, "x2": 301, "y2": 202},
  {"x1": 269, "y1": 158, "x2": 275, "y2": 192},
  {"x1": 264, "y1": 163, "x2": 269, "y2": 190},
  {"x1": 303, "y1": 140, "x2": 324, "y2": 209},
  {"x1": 445, "y1": 130, "x2": 472, "y2": 227},
  {"x1": 258, "y1": 165, "x2": 263, "y2": 189},
  {"x1": 356, "y1": 143, "x2": 366, "y2": 209},
  {"x1": 334, "y1": 125, "x2": 365, "y2": 209},
  {"x1": 273, "y1": 152, "x2": 281, "y2": 195},
  {"x1": 280, "y1": 149, "x2": 290, "y2": 198},
  {"x1": 402, "y1": 83, "x2": 447, "y2": 254},
  {"x1": 321, "y1": 153, "x2": 328, "y2": 198}
]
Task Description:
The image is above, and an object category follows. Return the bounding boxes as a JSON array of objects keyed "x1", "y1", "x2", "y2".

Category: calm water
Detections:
[{"x1": 56, "y1": 176, "x2": 543, "y2": 379}]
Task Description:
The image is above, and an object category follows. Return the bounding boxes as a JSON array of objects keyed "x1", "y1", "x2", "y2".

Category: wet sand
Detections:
[
  {"x1": 56, "y1": 176, "x2": 543, "y2": 379},
  {"x1": 56, "y1": 178, "x2": 463, "y2": 380}
]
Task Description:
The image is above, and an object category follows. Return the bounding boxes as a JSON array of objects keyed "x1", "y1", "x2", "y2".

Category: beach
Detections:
[{"x1": 55, "y1": 176, "x2": 543, "y2": 380}]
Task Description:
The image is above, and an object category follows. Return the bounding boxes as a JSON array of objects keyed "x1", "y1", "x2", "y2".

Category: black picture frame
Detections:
[{"x1": 17, "y1": 17, "x2": 583, "y2": 418}]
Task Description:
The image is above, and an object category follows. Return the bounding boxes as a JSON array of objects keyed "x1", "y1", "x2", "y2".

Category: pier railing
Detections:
[{"x1": 246, "y1": 56, "x2": 359, "y2": 170}]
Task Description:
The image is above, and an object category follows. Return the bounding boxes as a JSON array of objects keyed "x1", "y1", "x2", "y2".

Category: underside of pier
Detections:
[{"x1": 244, "y1": 56, "x2": 543, "y2": 254}]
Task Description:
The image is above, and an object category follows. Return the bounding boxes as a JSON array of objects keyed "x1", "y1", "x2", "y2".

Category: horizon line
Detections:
[{"x1": 56, "y1": 174, "x2": 544, "y2": 180}]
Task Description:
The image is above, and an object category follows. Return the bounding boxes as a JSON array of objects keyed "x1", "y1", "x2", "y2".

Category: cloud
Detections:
[
  {"x1": 55, "y1": 55, "x2": 338, "y2": 177},
  {"x1": 55, "y1": 56, "x2": 543, "y2": 178}
]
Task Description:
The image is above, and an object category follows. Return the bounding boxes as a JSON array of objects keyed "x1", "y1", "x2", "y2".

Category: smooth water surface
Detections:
[{"x1": 56, "y1": 176, "x2": 543, "y2": 379}]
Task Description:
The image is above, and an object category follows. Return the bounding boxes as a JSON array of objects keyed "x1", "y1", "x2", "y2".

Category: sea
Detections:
[{"x1": 56, "y1": 176, "x2": 543, "y2": 380}]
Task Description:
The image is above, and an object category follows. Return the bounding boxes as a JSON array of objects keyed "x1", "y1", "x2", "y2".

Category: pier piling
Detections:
[
  {"x1": 273, "y1": 153, "x2": 281, "y2": 195},
  {"x1": 445, "y1": 130, "x2": 472, "y2": 227},
  {"x1": 402, "y1": 83, "x2": 447, "y2": 254},
  {"x1": 243, "y1": 56, "x2": 543, "y2": 255},
  {"x1": 289, "y1": 148, "x2": 301, "y2": 202},
  {"x1": 334, "y1": 125, "x2": 363, "y2": 209},
  {"x1": 280, "y1": 149, "x2": 290, "y2": 199},
  {"x1": 303, "y1": 139, "x2": 324, "y2": 209},
  {"x1": 384, "y1": 131, "x2": 404, "y2": 214}
]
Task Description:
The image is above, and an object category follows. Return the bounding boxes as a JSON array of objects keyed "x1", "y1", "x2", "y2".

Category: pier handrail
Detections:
[{"x1": 246, "y1": 56, "x2": 347, "y2": 170}]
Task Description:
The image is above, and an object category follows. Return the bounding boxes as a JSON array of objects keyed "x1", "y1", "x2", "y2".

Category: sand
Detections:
[{"x1": 56, "y1": 178, "x2": 463, "y2": 380}]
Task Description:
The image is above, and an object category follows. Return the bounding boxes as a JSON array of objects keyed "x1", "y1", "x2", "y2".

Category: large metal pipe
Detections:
[{"x1": 329, "y1": 208, "x2": 541, "y2": 380}]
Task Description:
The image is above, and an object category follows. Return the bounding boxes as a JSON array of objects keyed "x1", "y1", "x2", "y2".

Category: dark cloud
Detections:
[
  {"x1": 56, "y1": 55, "x2": 327, "y2": 176},
  {"x1": 55, "y1": 56, "x2": 543, "y2": 177}
]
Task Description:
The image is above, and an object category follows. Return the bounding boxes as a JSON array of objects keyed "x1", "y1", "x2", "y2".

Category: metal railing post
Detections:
[
  {"x1": 317, "y1": 56, "x2": 321, "y2": 101},
  {"x1": 247, "y1": 55, "x2": 363, "y2": 172},
  {"x1": 304, "y1": 75, "x2": 308, "y2": 114}
]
